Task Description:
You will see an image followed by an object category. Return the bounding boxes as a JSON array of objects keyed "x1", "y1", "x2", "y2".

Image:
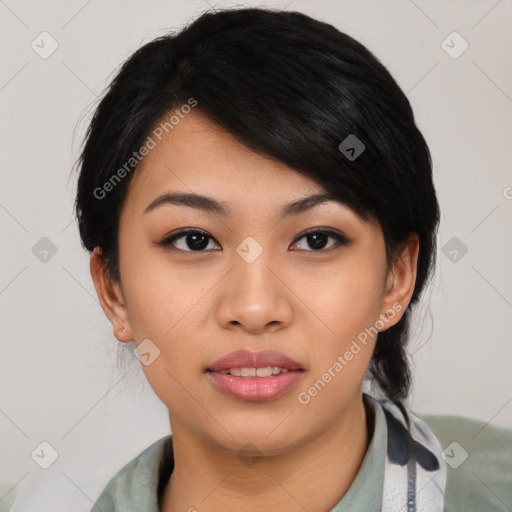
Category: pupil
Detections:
[
  {"x1": 308, "y1": 233, "x2": 327, "y2": 250},
  {"x1": 188, "y1": 234, "x2": 209, "y2": 250}
]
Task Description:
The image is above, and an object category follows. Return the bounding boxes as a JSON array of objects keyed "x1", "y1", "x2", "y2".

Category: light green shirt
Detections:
[{"x1": 420, "y1": 413, "x2": 512, "y2": 512}]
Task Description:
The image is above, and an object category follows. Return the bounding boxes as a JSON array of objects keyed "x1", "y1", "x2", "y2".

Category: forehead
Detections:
[
  {"x1": 126, "y1": 111, "x2": 324, "y2": 205},
  {"x1": 121, "y1": 110, "x2": 364, "y2": 227}
]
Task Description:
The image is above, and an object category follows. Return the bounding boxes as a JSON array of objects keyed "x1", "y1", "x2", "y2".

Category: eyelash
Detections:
[{"x1": 156, "y1": 227, "x2": 350, "y2": 254}]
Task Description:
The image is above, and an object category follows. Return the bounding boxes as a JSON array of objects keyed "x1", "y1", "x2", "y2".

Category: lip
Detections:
[
  {"x1": 207, "y1": 349, "x2": 304, "y2": 372},
  {"x1": 206, "y1": 349, "x2": 305, "y2": 402}
]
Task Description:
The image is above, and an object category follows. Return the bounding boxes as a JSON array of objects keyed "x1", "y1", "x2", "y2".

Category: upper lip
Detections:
[{"x1": 207, "y1": 349, "x2": 304, "y2": 372}]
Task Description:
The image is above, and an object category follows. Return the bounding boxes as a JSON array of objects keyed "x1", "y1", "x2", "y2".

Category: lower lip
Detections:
[{"x1": 207, "y1": 370, "x2": 304, "y2": 402}]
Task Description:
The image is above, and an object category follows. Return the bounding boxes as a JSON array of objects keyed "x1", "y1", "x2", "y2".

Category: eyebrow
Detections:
[{"x1": 143, "y1": 191, "x2": 343, "y2": 218}]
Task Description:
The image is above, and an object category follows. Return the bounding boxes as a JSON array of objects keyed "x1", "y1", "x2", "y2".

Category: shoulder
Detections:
[
  {"x1": 420, "y1": 413, "x2": 512, "y2": 512},
  {"x1": 91, "y1": 435, "x2": 173, "y2": 512}
]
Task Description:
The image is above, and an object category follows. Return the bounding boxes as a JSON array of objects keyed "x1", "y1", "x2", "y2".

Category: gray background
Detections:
[{"x1": 1, "y1": 0, "x2": 511, "y2": 509}]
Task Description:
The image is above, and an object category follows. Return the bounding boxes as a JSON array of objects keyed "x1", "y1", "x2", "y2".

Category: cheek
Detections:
[
  {"x1": 301, "y1": 256, "x2": 385, "y2": 390},
  {"x1": 314, "y1": 262, "x2": 384, "y2": 337},
  {"x1": 118, "y1": 248, "x2": 218, "y2": 384},
  {"x1": 118, "y1": 261, "x2": 209, "y2": 407},
  {"x1": 118, "y1": 238, "x2": 206, "y2": 340},
  {"x1": 295, "y1": 274, "x2": 381, "y2": 418}
]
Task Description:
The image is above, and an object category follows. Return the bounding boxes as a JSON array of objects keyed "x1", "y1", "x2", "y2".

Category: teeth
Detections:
[
  {"x1": 256, "y1": 367, "x2": 273, "y2": 377},
  {"x1": 220, "y1": 367, "x2": 290, "y2": 377},
  {"x1": 241, "y1": 367, "x2": 256, "y2": 377}
]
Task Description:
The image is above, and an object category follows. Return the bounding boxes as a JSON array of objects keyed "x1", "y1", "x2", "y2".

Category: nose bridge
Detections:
[
  {"x1": 232, "y1": 239, "x2": 277, "y2": 302},
  {"x1": 216, "y1": 237, "x2": 293, "y2": 332}
]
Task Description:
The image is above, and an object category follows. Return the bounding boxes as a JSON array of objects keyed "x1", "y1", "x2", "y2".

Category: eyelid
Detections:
[
  {"x1": 293, "y1": 226, "x2": 350, "y2": 245},
  {"x1": 157, "y1": 228, "x2": 220, "y2": 250},
  {"x1": 290, "y1": 227, "x2": 350, "y2": 253}
]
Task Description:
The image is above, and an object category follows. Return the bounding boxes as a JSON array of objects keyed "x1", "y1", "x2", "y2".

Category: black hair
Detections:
[{"x1": 74, "y1": 7, "x2": 440, "y2": 404}]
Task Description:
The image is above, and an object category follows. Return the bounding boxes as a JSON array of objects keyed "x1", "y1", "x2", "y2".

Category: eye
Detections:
[
  {"x1": 157, "y1": 229, "x2": 220, "y2": 252},
  {"x1": 290, "y1": 228, "x2": 350, "y2": 252},
  {"x1": 157, "y1": 227, "x2": 350, "y2": 253}
]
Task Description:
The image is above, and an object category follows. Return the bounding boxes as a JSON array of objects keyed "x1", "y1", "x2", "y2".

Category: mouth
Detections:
[
  {"x1": 206, "y1": 349, "x2": 305, "y2": 402},
  {"x1": 217, "y1": 366, "x2": 295, "y2": 377}
]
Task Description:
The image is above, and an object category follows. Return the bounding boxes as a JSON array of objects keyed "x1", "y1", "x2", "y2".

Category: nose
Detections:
[{"x1": 215, "y1": 249, "x2": 294, "y2": 334}]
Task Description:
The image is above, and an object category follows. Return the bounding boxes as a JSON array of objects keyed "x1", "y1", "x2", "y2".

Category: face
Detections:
[{"x1": 91, "y1": 110, "x2": 418, "y2": 456}]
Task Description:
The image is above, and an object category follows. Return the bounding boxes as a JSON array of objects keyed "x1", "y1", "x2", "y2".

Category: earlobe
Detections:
[
  {"x1": 379, "y1": 233, "x2": 419, "y2": 329},
  {"x1": 89, "y1": 248, "x2": 134, "y2": 343}
]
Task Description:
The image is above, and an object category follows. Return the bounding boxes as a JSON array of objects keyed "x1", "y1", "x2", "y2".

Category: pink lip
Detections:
[
  {"x1": 206, "y1": 349, "x2": 305, "y2": 402},
  {"x1": 207, "y1": 349, "x2": 303, "y2": 372}
]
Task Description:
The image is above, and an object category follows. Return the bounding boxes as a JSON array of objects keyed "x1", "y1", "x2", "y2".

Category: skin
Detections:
[{"x1": 90, "y1": 110, "x2": 419, "y2": 512}]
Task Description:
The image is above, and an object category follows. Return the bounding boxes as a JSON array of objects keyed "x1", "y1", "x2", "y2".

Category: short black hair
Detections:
[{"x1": 74, "y1": 7, "x2": 440, "y2": 404}]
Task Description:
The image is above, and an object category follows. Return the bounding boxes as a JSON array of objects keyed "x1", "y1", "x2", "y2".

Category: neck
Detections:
[{"x1": 161, "y1": 395, "x2": 372, "y2": 512}]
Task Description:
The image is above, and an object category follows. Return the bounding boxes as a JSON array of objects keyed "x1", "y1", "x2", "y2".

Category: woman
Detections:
[{"x1": 75, "y1": 7, "x2": 466, "y2": 512}]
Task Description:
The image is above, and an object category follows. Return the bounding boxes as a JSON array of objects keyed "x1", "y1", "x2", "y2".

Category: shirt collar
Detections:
[{"x1": 329, "y1": 393, "x2": 387, "y2": 511}]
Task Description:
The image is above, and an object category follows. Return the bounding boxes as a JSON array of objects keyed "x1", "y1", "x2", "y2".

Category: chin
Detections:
[{"x1": 210, "y1": 419, "x2": 305, "y2": 456}]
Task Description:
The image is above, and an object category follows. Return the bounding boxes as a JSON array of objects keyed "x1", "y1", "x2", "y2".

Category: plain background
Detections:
[{"x1": 1, "y1": 0, "x2": 511, "y2": 510}]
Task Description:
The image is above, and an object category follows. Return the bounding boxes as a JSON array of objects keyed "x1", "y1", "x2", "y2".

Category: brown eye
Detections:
[
  {"x1": 157, "y1": 227, "x2": 350, "y2": 254},
  {"x1": 158, "y1": 230, "x2": 220, "y2": 252},
  {"x1": 290, "y1": 229, "x2": 350, "y2": 252}
]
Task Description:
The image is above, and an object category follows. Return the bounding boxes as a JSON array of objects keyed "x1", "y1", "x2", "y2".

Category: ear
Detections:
[
  {"x1": 89, "y1": 248, "x2": 134, "y2": 343},
  {"x1": 378, "y1": 233, "x2": 419, "y2": 330}
]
